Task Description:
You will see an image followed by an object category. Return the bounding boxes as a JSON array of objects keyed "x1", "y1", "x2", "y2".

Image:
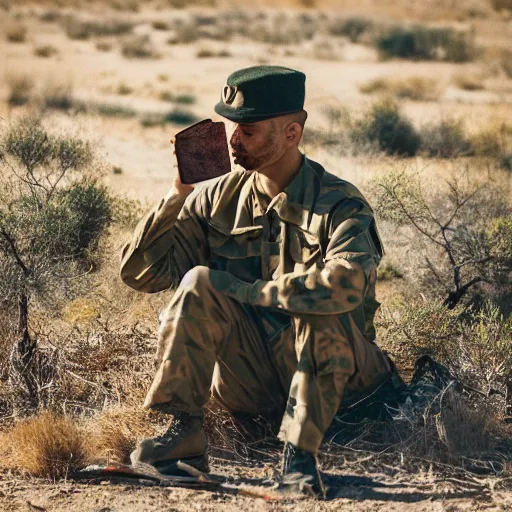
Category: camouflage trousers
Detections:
[{"x1": 145, "y1": 266, "x2": 392, "y2": 454}]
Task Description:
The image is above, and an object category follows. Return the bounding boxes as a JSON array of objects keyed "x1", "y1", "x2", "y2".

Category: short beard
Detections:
[{"x1": 234, "y1": 127, "x2": 281, "y2": 171}]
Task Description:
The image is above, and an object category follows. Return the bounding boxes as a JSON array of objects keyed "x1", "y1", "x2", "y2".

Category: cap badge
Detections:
[{"x1": 222, "y1": 85, "x2": 238, "y2": 104}]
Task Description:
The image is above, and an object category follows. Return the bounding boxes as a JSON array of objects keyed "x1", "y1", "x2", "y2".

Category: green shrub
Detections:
[
  {"x1": 351, "y1": 99, "x2": 421, "y2": 156},
  {"x1": 499, "y1": 153, "x2": 512, "y2": 171},
  {"x1": 163, "y1": 108, "x2": 198, "y2": 125},
  {"x1": 378, "y1": 261, "x2": 403, "y2": 281},
  {"x1": 376, "y1": 25, "x2": 474, "y2": 62},
  {"x1": 420, "y1": 118, "x2": 473, "y2": 158},
  {"x1": 41, "y1": 84, "x2": 74, "y2": 111},
  {"x1": 174, "y1": 94, "x2": 195, "y2": 105}
]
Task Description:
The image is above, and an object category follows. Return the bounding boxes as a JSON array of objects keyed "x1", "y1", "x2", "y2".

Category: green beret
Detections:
[{"x1": 214, "y1": 65, "x2": 306, "y2": 124}]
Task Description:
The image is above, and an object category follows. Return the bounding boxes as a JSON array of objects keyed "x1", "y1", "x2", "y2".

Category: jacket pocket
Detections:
[
  {"x1": 206, "y1": 222, "x2": 263, "y2": 280},
  {"x1": 289, "y1": 225, "x2": 323, "y2": 267}
]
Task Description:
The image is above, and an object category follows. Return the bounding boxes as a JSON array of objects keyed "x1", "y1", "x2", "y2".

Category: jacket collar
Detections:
[
  {"x1": 211, "y1": 154, "x2": 324, "y2": 236},
  {"x1": 252, "y1": 154, "x2": 323, "y2": 228}
]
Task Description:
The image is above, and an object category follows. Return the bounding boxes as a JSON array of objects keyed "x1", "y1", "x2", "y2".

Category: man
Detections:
[{"x1": 120, "y1": 65, "x2": 395, "y2": 496}]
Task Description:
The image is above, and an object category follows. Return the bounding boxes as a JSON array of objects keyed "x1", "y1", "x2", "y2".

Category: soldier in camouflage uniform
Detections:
[{"x1": 121, "y1": 66, "x2": 395, "y2": 496}]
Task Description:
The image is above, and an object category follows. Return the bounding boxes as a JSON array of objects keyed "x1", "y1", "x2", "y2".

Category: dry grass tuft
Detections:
[
  {"x1": 502, "y1": 49, "x2": 512, "y2": 78},
  {"x1": 4, "y1": 412, "x2": 88, "y2": 480},
  {"x1": 453, "y1": 72, "x2": 485, "y2": 90},
  {"x1": 7, "y1": 73, "x2": 34, "y2": 107},
  {"x1": 196, "y1": 46, "x2": 231, "y2": 58},
  {"x1": 87, "y1": 407, "x2": 165, "y2": 464},
  {"x1": 435, "y1": 387, "x2": 493, "y2": 456},
  {"x1": 6, "y1": 22, "x2": 27, "y2": 43},
  {"x1": 33, "y1": 44, "x2": 59, "y2": 58},
  {"x1": 491, "y1": 0, "x2": 512, "y2": 11},
  {"x1": 359, "y1": 76, "x2": 442, "y2": 101}
]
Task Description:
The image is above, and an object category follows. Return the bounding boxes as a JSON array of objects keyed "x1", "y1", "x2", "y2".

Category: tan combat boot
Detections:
[{"x1": 130, "y1": 410, "x2": 208, "y2": 475}]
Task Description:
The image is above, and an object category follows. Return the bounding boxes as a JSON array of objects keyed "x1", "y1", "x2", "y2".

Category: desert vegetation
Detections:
[{"x1": 0, "y1": 0, "x2": 512, "y2": 509}]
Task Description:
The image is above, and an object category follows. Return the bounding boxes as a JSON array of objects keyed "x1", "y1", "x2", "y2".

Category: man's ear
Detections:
[{"x1": 285, "y1": 122, "x2": 302, "y2": 146}]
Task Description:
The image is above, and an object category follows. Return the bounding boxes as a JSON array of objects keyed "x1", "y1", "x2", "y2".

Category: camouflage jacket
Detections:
[{"x1": 121, "y1": 155, "x2": 384, "y2": 339}]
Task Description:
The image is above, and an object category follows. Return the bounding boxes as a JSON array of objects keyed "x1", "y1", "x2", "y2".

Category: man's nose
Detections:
[{"x1": 227, "y1": 123, "x2": 241, "y2": 148}]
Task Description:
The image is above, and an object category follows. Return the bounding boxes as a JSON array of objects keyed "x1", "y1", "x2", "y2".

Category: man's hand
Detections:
[{"x1": 171, "y1": 173, "x2": 195, "y2": 197}]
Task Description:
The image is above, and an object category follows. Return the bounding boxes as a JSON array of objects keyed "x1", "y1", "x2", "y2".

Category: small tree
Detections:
[
  {"x1": 374, "y1": 167, "x2": 511, "y2": 309},
  {"x1": 0, "y1": 115, "x2": 112, "y2": 411}
]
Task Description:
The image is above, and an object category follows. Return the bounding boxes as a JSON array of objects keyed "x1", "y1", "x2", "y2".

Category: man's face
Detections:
[{"x1": 226, "y1": 119, "x2": 285, "y2": 171}]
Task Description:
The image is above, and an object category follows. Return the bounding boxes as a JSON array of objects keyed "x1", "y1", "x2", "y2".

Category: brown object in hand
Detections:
[{"x1": 174, "y1": 119, "x2": 231, "y2": 185}]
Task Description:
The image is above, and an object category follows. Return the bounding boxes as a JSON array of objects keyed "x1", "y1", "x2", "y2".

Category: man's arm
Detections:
[
  {"x1": 208, "y1": 198, "x2": 383, "y2": 315},
  {"x1": 120, "y1": 185, "x2": 209, "y2": 293}
]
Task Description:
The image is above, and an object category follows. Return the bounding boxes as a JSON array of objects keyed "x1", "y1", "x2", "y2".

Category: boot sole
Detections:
[{"x1": 153, "y1": 452, "x2": 209, "y2": 476}]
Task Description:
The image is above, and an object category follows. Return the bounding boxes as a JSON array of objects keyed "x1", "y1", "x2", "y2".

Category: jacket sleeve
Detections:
[
  {"x1": 120, "y1": 187, "x2": 209, "y2": 293},
  {"x1": 208, "y1": 198, "x2": 384, "y2": 315}
]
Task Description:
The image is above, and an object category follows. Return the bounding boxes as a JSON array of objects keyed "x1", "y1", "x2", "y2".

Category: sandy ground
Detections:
[
  {"x1": 1, "y1": 5, "x2": 512, "y2": 204},
  {"x1": 1, "y1": 3, "x2": 512, "y2": 510},
  {"x1": 3, "y1": 461, "x2": 512, "y2": 511}
]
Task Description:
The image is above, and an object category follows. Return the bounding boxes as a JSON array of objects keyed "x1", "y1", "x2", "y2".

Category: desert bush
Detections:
[
  {"x1": 7, "y1": 73, "x2": 33, "y2": 107},
  {"x1": 502, "y1": 50, "x2": 512, "y2": 78},
  {"x1": 140, "y1": 108, "x2": 198, "y2": 127},
  {"x1": 40, "y1": 9, "x2": 61, "y2": 23},
  {"x1": 420, "y1": 118, "x2": 473, "y2": 158},
  {"x1": 299, "y1": 0, "x2": 316, "y2": 7},
  {"x1": 88, "y1": 101, "x2": 137, "y2": 117},
  {"x1": 500, "y1": 153, "x2": 512, "y2": 171},
  {"x1": 6, "y1": 22, "x2": 27, "y2": 43},
  {"x1": 311, "y1": 38, "x2": 339, "y2": 61},
  {"x1": 196, "y1": 47, "x2": 231, "y2": 58},
  {"x1": 167, "y1": 20, "x2": 199, "y2": 44},
  {"x1": 328, "y1": 15, "x2": 374, "y2": 43},
  {"x1": 117, "y1": 83, "x2": 133, "y2": 95},
  {"x1": 140, "y1": 112, "x2": 166, "y2": 127},
  {"x1": 174, "y1": 93, "x2": 195, "y2": 104},
  {"x1": 163, "y1": 108, "x2": 199, "y2": 125},
  {"x1": 41, "y1": 83, "x2": 74, "y2": 111},
  {"x1": 159, "y1": 91, "x2": 174, "y2": 102},
  {"x1": 109, "y1": 0, "x2": 140, "y2": 11},
  {"x1": 470, "y1": 124, "x2": 511, "y2": 157},
  {"x1": 378, "y1": 260, "x2": 403, "y2": 281},
  {"x1": 379, "y1": 299, "x2": 512, "y2": 412},
  {"x1": 373, "y1": 167, "x2": 511, "y2": 308},
  {"x1": 96, "y1": 41, "x2": 112, "y2": 52},
  {"x1": 350, "y1": 99, "x2": 421, "y2": 156},
  {"x1": 453, "y1": 73, "x2": 485, "y2": 91},
  {"x1": 249, "y1": 13, "x2": 304, "y2": 45},
  {"x1": 491, "y1": 0, "x2": 512, "y2": 11},
  {"x1": 5, "y1": 412, "x2": 87, "y2": 479},
  {"x1": 62, "y1": 15, "x2": 133, "y2": 40},
  {"x1": 121, "y1": 34, "x2": 159, "y2": 59},
  {"x1": 376, "y1": 25, "x2": 474, "y2": 62},
  {"x1": 0, "y1": 116, "x2": 113, "y2": 412},
  {"x1": 359, "y1": 76, "x2": 441, "y2": 101},
  {"x1": 152, "y1": 20, "x2": 170, "y2": 31},
  {"x1": 33, "y1": 44, "x2": 58, "y2": 58}
]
